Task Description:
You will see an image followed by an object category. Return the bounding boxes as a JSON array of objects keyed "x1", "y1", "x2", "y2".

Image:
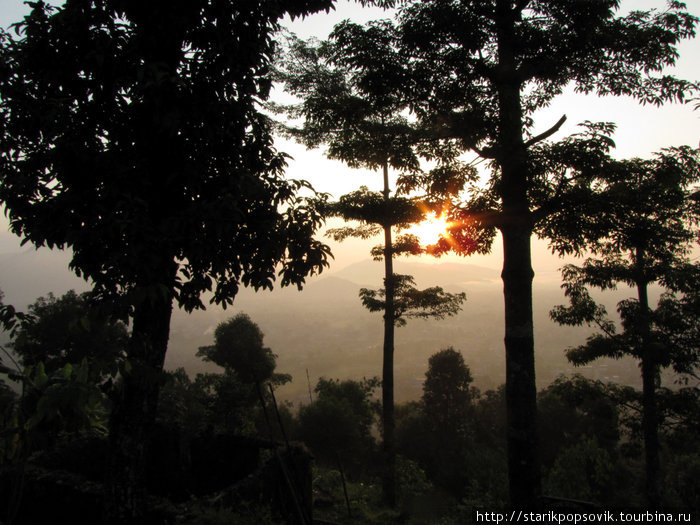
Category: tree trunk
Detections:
[
  {"x1": 494, "y1": 0, "x2": 541, "y2": 505},
  {"x1": 381, "y1": 159, "x2": 397, "y2": 507},
  {"x1": 636, "y1": 250, "x2": 661, "y2": 508},
  {"x1": 501, "y1": 224, "x2": 540, "y2": 506},
  {"x1": 103, "y1": 279, "x2": 175, "y2": 524}
]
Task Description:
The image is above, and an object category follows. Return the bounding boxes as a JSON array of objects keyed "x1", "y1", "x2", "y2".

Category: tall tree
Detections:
[
  {"x1": 277, "y1": 27, "x2": 477, "y2": 504},
  {"x1": 549, "y1": 146, "x2": 700, "y2": 507},
  {"x1": 0, "y1": 1, "x2": 340, "y2": 521},
  {"x1": 196, "y1": 313, "x2": 291, "y2": 434},
  {"x1": 392, "y1": 0, "x2": 697, "y2": 505},
  {"x1": 422, "y1": 347, "x2": 475, "y2": 435}
]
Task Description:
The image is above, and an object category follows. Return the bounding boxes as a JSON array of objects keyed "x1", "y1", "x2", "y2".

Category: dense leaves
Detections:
[
  {"x1": 197, "y1": 313, "x2": 278, "y2": 385},
  {"x1": 296, "y1": 377, "x2": 380, "y2": 472},
  {"x1": 10, "y1": 290, "x2": 127, "y2": 385},
  {"x1": 0, "y1": 1, "x2": 337, "y2": 520},
  {"x1": 360, "y1": 274, "x2": 466, "y2": 327},
  {"x1": 0, "y1": 0, "x2": 332, "y2": 313},
  {"x1": 550, "y1": 147, "x2": 700, "y2": 374},
  {"x1": 549, "y1": 146, "x2": 700, "y2": 506},
  {"x1": 422, "y1": 347, "x2": 475, "y2": 434},
  {"x1": 388, "y1": 0, "x2": 698, "y2": 505}
]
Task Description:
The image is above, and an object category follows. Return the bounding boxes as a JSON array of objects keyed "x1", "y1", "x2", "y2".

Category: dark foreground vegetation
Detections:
[
  {"x1": 0, "y1": 0, "x2": 698, "y2": 522},
  {"x1": 1, "y1": 297, "x2": 699, "y2": 523}
]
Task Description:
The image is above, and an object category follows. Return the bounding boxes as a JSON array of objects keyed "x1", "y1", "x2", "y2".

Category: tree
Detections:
[
  {"x1": 0, "y1": 1, "x2": 338, "y2": 521},
  {"x1": 0, "y1": 291, "x2": 115, "y2": 524},
  {"x1": 10, "y1": 290, "x2": 127, "y2": 387},
  {"x1": 550, "y1": 147, "x2": 700, "y2": 506},
  {"x1": 390, "y1": 0, "x2": 697, "y2": 505},
  {"x1": 195, "y1": 313, "x2": 291, "y2": 436},
  {"x1": 197, "y1": 313, "x2": 280, "y2": 386},
  {"x1": 277, "y1": 26, "x2": 477, "y2": 505},
  {"x1": 360, "y1": 274, "x2": 466, "y2": 328},
  {"x1": 295, "y1": 377, "x2": 380, "y2": 473},
  {"x1": 422, "y1": 347, "x2": 475, "y2": 434},
  {"x1": 537, "y1": 375, "x2": 621, "y2": 483}
]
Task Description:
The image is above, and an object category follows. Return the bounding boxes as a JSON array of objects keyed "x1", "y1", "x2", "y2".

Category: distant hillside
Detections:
[
  {"x1": 166, "y1": 259, "x2": 643, "y2": 407},
  {"x1": 0, "y1": 233, "x2": 645, "y2": 405}
]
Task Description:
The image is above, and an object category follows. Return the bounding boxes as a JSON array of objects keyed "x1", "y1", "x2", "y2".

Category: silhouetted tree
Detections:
[
  {"x1": 422, "y1": 347, "x2": 475, "y2": 435},
  {"x1": 195, "y1": 313, "x2": 290, "y2": 436},
  {"x1": 277, "y1": 26, "x2": 478, "y2": 505},
  {"x1": 550, "y1": 147, "x2": 700, "y2": 506},
  {"x1": 197, "y1": 314, "x2": 281, "y2": 386},
  {"x1": 0, "y1": 1, "x2": 338, "y2": 520},
  {"x1": 0, "y1": 292, "x2": 115, "y2": 525},
  {"x1": 0, "y1": 289, "x2": 125, "y2": 453},
  {"x1": 11, "y1": 290, "x2": 127, "y2": 387},
  {"x1": 156, "y1": 368, "x2": 210, "y2": 438},
  {"x1": 538, "y1": 375, "x2": 620, "y2": 472},
  {"x1": 360, "y1": 274, "x2": 465, "y2": 328},
  {"x1": 295, "y1": 377, "x2": 380, "y2": 474},
  {"x1": 390, "y1": 0, "x2": 697, "y2": 505}
]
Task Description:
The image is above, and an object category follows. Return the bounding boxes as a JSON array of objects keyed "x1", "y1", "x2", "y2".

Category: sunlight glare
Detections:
[{"x1": 410, "y1": 212, "x2": 451, "y2": 246}]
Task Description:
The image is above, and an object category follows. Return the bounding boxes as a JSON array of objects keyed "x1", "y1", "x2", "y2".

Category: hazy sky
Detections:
[
  {"x1": 280, "y1": 0, "x2": 700, "y2": 271},
  {"x1": 0, "y1": 0, "x2": 698, "y2": 287}
]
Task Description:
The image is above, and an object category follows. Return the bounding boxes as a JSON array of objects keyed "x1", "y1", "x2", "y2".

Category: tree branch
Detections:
[
  {"x1": 473, "y1": 144, "x2": 498, "y2": 159},
  {"x1": 524, "y1": 114, "x2": 567, "y2": 148},
  {"x1": 515, "y1": 0, "x2": 530, "y2": 14}
]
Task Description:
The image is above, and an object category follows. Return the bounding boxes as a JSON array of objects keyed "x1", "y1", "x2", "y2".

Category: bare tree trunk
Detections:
[
  {"x1": 495, "y1": 0, "x2": 541, "y2": 505},
  {"x1": 104, "y1": 280, "x2": 175, "y2": 524},
  {"x1": 381, "y1": 159, "x2": 397, "y2": 507},
  {"x1": 636, "y1": 249, "x2": 661, "y2": 508},
  {"x1": 501, "y1": 224, "x2": 540, "y2": 506}
]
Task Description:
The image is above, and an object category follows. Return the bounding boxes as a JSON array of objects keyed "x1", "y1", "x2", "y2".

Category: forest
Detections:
[{"x1": 0, "y1": 0, "x2": 699, "y2": 524}]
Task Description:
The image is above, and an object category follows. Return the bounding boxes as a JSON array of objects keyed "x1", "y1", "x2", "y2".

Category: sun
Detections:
[{"x1": 410, "y1": 211, "x2": 452, "y2": 246}]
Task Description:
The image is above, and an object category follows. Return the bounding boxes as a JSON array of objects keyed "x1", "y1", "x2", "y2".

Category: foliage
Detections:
[
  {"x1": 0, "y1": 1, "x2": 335, "y2": 519},
  {"x1": 360, "y1": 275, "x2": 466, "y2": 327},
  {"x1": 538, "y1": 375, "x2": 620, "y2": 470},
  {"x1": 277, "y1": 17, "x2": 480, "y2": 505},
  {"x1": 390, "y1": 0, "x2": 698, "y2": 504},
  {"x1": 0, "y1": 290, "x2": 119, "y2": 465},
  {"x1": 277, "y1": 26, "x2": 421, "y2": 173},
  {"x1": 196, "y1": 314, "x2": 282, "y2": 385},
  {"x1": 159, "y1": 312, "x2": 293, "y2": 438},
  {"x1": 296, "y1": 377, "x2": 380, "y2": 473},
  {"x1": 422, "y1": 347, "x2": 475, "y2": 434},
  {"x1": 0, "y1": 357, "x2": 109, "y2": 472},
  {"x1": 10, "y1": 290, "x2": 127, "y2": 388},
  {"x1": 156, "y1": 368, "x2": 211, "y2": 437},
  {"x1": 0, "y1": 1, "x2": 332, "y2": 312},
  {"x1": 395, "y1": 350, "x2": 488, "y2": 498},
  {"x1": 544, "y1": 437, "x2": 615, "y2": 504},
  {"x1": 664, "y1": 453, "x2": 700, "y2": 510},
  {"x1": 181, "y1": 502, "x2": 277, "y2": 525},
  {"x1": 548, "y1": 147, "x2": 700, "y2": 504}
]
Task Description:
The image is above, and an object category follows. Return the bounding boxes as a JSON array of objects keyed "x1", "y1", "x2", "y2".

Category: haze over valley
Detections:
[{"x1": 0, "y1": 232, "x2": 644, "y2": 406}]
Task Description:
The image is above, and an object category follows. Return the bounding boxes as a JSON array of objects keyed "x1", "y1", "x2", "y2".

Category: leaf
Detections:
[{"x1": 61, "y1": 363, "x2": 73, "y2": 380}]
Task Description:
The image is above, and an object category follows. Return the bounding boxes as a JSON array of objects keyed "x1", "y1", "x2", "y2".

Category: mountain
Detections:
[
  {"x1": 0, "y1": 235, "x2": 643, "y2": 405},
  {"x1": 329, "y1": 259, "x2": 501, "y2": 288},
  {"x1": 165, "y1": 259, "x2": 642, "y2": 406}
]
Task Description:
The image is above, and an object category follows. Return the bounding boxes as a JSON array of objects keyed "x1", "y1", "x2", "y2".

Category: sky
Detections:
[
  {"x1": 281, "y1": 0, "x2": 700, "y2": 273},
  {"x1": 0, "y1": 0, "x2": 698, "y2": 290}
]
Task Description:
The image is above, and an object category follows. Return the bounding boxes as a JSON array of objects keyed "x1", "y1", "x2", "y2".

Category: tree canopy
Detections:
[
  {"x1": 549, "y1": 146, "x2": 700, "y2": 506},
  {"x1": 0, "y1": 1, "x2": 338, "y2": 521},
  {"x1": 197, "y1": 313, "x2": 278, "y2": 385},
  {"x1": 10, "y1": 290, "x2": 127, "y2": 384},
  {"x1": 387, "y1": 0, "x2": 698, "y2": 505},
  {"x1": 0, "y1": 1, "x2": 332, "y2": 311}
]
